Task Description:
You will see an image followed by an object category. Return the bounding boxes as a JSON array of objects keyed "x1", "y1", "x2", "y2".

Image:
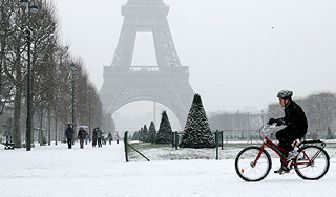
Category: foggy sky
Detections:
[{"x1": 55, "y1": 0, "x2": 336, "y2": 114}]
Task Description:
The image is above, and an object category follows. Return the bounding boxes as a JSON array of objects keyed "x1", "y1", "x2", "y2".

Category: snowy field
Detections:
[{"x1": 0, "y1": 141, "x2": 335, "y2": 197}]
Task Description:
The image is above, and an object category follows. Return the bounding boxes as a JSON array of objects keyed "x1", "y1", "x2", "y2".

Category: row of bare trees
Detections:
[
  {"x1": 0, "y1": 0, "x2": 105, "y2": 147},
  {"x1": 209, "y1": 111, "x2": 265, "y2": 131},
  {"x1": 268, "y1": 92, "x2": 336, "y2": 131},
  {"x1": 209, "y1": 92, "x2": 336, "y2": 138}
]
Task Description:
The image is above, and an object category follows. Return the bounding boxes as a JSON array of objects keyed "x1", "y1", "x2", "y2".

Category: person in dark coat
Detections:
[
  {"x1": 269, "y1": 90, "x2": 308, "y2": 173},
  {"x1": 97, "y1": 127, "x2": 103, "y2": 148},
  {"x1": 116, "y1": 132, "x2": 120, "y2": 144},
  {"x1": 78, "y1": 127, "x2": 87, "y2": 149},
  {"x1": 65, "y1": 124, "x2": 74, "y2": 149},
  {"x1": 92, "y1": 128, "x2": 98, "y2": 147},
  {"x1": 107, "y1": 132, "x2": 113, "y2": 145}
]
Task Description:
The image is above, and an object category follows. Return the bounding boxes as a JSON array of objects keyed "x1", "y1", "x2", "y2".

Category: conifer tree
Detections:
[
  {"x1": 180, "y1": 94, "x2": 215, "y2": 148},
  {"x1": 326, "y1": 127, "x2": 334, "y2": 139},
  {"x1": 139, "y1": 127, "x2": 144, "y2": 142},
  {"x1": 156, "y1": 111, "x2": 172, "y2": 144},
  {"x1": 143, "y1": 125, "x2": 148, "y2": 142},
  {"x1": 148, "y1": 121, "x2": 156, "y2": 144},
  {"x1": 135, "y1": 130, "x2": 141, "y2": 140},
  {"x1": 131, "y1": 131, "x2": 139, "y2": 140}
]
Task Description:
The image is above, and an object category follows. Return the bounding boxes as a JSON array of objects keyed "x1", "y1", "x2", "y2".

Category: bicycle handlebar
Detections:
[{"x1": 258, "y1": 124, "x2": 277, "y2": 140}]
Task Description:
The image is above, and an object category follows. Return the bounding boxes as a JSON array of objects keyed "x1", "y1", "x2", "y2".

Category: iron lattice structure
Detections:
[{"x1": 100, "y1": 0, "x2": 194, "y2": 127}]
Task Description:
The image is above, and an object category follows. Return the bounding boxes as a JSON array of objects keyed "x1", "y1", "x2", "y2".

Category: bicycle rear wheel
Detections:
[
  {"x1": 294, "y1": 145, "x2": 330, "y2": 180},
  {"x1": 235, "y1": 147, "x2": 272, "y2": 181}
]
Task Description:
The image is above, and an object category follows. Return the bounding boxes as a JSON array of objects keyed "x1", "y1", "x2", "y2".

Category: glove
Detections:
[
  {"x1": 268, "y1": 118, "x2": 276, "y2": 125},
  {"x1": 275, "y1": 119, "x2": 285, "y2": 126}
]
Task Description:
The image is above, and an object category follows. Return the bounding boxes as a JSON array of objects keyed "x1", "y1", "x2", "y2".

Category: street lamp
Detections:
[
  {"x1": 19, "y1": 0, "x2": 40, "y2": 151},
  {"x1": 0, "y1": 30, "x2": 5, "y2": 98},
  {"x1": 261, "y1": 110, "x2": 265, "y2": 126},
  {"x1": 69, "y1": 63, "x2": 77, "y2": 141}
]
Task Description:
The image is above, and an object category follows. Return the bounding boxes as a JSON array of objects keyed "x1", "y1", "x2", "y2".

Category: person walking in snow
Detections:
[
  {"x1": 102, "y1": 131, "x2": 107, "y2": 145},
  {"x1": 116, "y1": 131, "x2": 120, "y2": 144},
  {"x1": 65, "y1": 124, "x2": 74, "y2": 149},
  {"x1": 78, "y1": 127, "x2": 87, "y2": 149},
  {"x1": 92, "y1": 128, "x2": 98, "y2": 147},
  {"x1": 107, "y1": 132, "x2": 113, "y2": 145},
  {"x1": 268, "y1": 90, "x2": 308, "y2": 174},
  {"x1": 97, "y1": 127, "x2": 103, "y2": 148}
]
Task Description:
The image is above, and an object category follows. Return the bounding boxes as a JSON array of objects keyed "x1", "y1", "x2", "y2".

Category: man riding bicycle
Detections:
[{"x1": 268, "y1": 90, "x2": 308, "y2": 174}]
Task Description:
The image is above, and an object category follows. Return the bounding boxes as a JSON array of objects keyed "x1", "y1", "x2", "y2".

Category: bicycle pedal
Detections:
[
  {"x1": 278, "y1": 171, "x2": 290, "y2": 175},
  {"x1": 274, "y1": 167, "x2": 290, "y2": 174}
]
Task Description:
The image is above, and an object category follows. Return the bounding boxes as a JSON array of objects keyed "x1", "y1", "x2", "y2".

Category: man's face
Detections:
[{"x1": 278, "y1": 98, "x2": 287, "y2": 107}]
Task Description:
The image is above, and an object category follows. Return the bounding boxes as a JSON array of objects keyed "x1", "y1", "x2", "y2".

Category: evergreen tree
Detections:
[
  {"x1": 143, "y1": 125, "x2": 148, "y2": 142},
  {"x1": 139, "y1": 127, "x2": 144, "y2": 142},
  {"x1": 180, "y1": 94, "x2": 215, "y2": 148},
  {"x1": 134, "y1": 130, "x2": 141, "y2": 140},
  {"x1": 148, "y1": 121, "x2": 156, "y2": 144},
  {"x1": 326, "y1": 127, "x2": 334, "y2": 139},
  {"x1": 131, "y1": 131, "x2": 138, "y2": 140},
  {"x1": 156, "y1": 111, "x2": 172, "y2": 144}
]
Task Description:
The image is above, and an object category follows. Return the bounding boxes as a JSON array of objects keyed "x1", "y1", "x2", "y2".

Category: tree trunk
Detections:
[
  {"x1": 13, "y1": 62, "x2": 22, "y2": 148},
  {"x1": 39, "y1": 110, "x2": 43, "y2": 146},
  {"x1": 55, "y1": 116, "x2": 58, "y2": 146},
  {"x1": 13, "y1": 85, "x2": 22, "y2": 148},
  {"x1": 47, "y1": 108, "x2": 51, "y2": 146},
  {"x1": 30, "y1": 74, "x2": 35, "y2": 147}
]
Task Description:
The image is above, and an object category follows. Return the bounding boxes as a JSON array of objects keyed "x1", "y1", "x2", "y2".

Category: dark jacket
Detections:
[
  {"x1": 107, "y1": 133, "x2": 113, "y2": 140},
  {"x1": 65, "y1": 127, "x2": 74, "y2": 139},
  {"x1": 78, "y1": 129, "x2": 87, "y2": 140},
  {"x1": 97, "y1": 129, "x2": 103, "y2": 138},
  {"x1": 277, "y1": 101, "x2": 308, "y2": 137},
  {"x1": 92, "y1": 129, "x2": 98, "y2": 139}
]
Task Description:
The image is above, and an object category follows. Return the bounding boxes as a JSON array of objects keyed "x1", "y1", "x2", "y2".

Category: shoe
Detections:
[
  {"x1": 287, "y1": 150, "x2": 299, "y2": 160},
  {"x1": 274, "y1": 166, "x2": 290, "y2": 174}
]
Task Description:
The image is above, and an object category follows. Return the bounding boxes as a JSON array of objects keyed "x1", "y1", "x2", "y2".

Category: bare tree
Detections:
[
  {"x1": 306, "y1": 92, "x2": 336, "y2": 130},
  {"x1": 0, "y1": 0, "x2": 104, "y2": 148}
]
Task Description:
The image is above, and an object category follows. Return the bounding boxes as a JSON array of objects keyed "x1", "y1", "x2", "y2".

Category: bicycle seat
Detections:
[
  {"x1": 300, "y1": 139, "x2": 323, "y2": 144},
  {"x1": 299, "y1": 139, "x2": 326, "y2": 148}
]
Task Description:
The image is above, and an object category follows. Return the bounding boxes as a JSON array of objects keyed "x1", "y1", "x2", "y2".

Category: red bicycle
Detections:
[{"x1": 235, "y1": 124, "x2": 330, "y2": 181}]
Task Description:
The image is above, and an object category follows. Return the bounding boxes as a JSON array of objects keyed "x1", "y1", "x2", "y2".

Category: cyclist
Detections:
[{"x1": 268, "y1": 90, "x2": 308, "y2": 174}]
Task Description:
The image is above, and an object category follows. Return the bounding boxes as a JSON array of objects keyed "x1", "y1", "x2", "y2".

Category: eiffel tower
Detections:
[{"x1": 100, "y1": 0, "x2": 194, "y2": 128}]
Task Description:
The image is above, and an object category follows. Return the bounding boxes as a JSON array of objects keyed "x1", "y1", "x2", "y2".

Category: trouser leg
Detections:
[
  {"x1": 80, "y1": 139, "x2": 84, "y2": 149},
  {"x1": 276, "y1": 128, "x2": 296, "y2": 167},
  {"x1": 276, "y1": 127, "x2": 295, "y2": 156},
  {"x1": 67, "y1": 138, "x2": 72, "y2": 149}
]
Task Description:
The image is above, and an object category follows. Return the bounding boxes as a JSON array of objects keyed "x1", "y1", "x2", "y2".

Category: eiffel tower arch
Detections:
[{"x1": 100, "y1": 0, "x2": 194, "y2": 128}]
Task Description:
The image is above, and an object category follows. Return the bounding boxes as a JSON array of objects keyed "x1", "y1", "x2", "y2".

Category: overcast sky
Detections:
[{"x1": 55, "y1": 0, "x2": 336, "y2": 115}]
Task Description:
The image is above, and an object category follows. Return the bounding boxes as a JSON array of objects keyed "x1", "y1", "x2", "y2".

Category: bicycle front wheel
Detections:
[
  {"x1": 235, "y1": 147, "x2": 272, "y2": 182},
  {"x1": 294, "y1": 145, "x2": 330, "y2": 180}
]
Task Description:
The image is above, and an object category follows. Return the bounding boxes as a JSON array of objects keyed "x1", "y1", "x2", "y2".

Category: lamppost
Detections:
[
  {"x1": 19, "y1": 0, "x2": 39, "y2": 151},
  {"x1": 0, "y1": 29, "x2": 5, "y2": 98},
  {"x1": 261, "y1": 110, "x2": 265, "y2": 126},
  {"x1": 88, "y1": 100, "x2": 91, "y2": 143},
  {"x1": 69, "y1": 63, "x2": 77, "y2": 141}
]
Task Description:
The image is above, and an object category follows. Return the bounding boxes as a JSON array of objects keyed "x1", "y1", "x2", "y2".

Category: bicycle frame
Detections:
[
  {"x1": 294, "y1": 148, "x2": 323, "y2": 168},
  {"x1": 254, "y1": 126, "x2": 322, "y2": 169},
  {"x1": 253, "y1": 136, "x2": 290, "y2": 167}
]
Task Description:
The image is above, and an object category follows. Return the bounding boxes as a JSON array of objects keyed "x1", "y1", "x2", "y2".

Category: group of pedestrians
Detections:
[{"x1": 64, "y1": 125, "x2": 114, "y2": 149}]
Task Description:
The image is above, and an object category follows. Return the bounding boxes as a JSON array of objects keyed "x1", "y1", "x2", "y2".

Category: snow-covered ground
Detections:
[{"x1": 0, "y1": 141, "x2": 335, "y2": 197}]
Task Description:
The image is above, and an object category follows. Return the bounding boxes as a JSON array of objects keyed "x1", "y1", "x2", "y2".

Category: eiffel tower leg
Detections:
[
  {"x1": 153, "y1": 19, "x2": 181, "y2": 66},
  {"x1": 112, "y1": 22, "x2": 136, "y2": 66}
]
